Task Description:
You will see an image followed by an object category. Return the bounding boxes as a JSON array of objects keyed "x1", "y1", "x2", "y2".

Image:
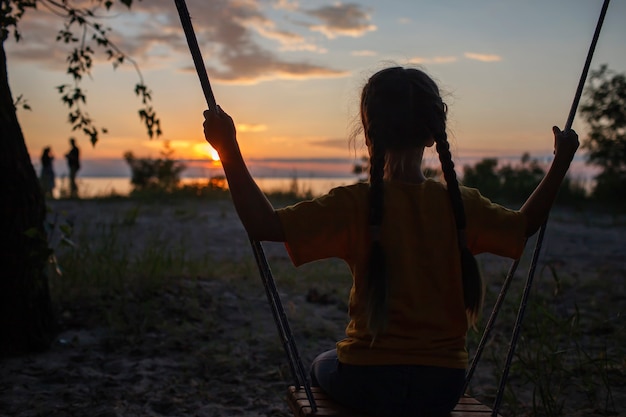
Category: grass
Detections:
[
  {"x1": 42, "y1": 191, "x2": 625, "y2": 417},
  {"x1": 465, "y1": 252, "x2": 625, "y2": 417}
]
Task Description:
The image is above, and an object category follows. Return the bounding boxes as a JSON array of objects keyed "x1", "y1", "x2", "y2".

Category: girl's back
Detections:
[{"x1": 278, "y1": 178, "x2": 526, "y2": 369}]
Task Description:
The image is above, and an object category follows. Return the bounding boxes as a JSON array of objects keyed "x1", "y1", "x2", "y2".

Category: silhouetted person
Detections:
[
  {"x1": 65, "y1": 138, "x2": 80, "y2": 198},
  {"x1": 40, "y1": 147, "x2": 55, "y2": 198}
]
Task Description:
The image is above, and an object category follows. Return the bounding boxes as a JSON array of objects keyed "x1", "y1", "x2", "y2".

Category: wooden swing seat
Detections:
[{"x1": 287, "y1": 386, "x2": 501, "y2": 417}]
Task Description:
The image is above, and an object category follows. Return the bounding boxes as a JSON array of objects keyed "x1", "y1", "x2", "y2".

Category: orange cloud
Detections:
[
  {"x1": 464, "y1": 52, "x2": 502, "y2": 62},
  {"x1": 305, "y1": 4, "x2": 377, "y2": 39},
  {"x1": 237, "y1": 123, "x2": 268, "y2": 133},
  {"x1": 205, "y1": 64, "x2": 349, "y2": 85}
]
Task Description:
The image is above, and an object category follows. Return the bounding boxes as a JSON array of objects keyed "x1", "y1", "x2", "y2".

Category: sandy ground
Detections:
[{"x1": 1, "y1": 198, "x2": 625, "y2": 417}]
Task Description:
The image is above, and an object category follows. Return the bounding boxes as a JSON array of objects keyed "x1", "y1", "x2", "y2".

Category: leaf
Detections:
[{"x1": 49, "y1": 0, "x2": 161, "y2": 145}]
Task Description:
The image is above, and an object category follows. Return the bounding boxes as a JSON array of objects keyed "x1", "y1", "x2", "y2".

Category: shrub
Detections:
[{"x1": 124, "y1": 141, "x2": 186, "y2": 193}]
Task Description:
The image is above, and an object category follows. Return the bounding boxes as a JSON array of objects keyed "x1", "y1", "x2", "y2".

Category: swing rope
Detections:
[
  {"x1": 172, "y1": 0, "x2": 318, "y2": 411},
  {"x1": 464, "y1": 1, "x2": 611, "y2": 415}
]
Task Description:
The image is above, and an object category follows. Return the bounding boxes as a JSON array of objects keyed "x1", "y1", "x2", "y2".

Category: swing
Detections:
[{"x1": 173, "y1": 0, "x2": 611, "y2": 415}]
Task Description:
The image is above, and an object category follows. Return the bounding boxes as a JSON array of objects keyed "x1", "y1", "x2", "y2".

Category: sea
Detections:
[
  {"x1": 50, "y1": 176, "x2": 358, "y2": 199},
  {"x1": 37, "y1": 154, "x2": 599, "y2": 200}
]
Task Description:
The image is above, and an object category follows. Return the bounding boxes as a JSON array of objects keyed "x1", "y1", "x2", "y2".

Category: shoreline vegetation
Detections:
[
  {"x1": 40, "y1": 148, "x2": 605, "y2": 203},
  {"x1": 1, "y1": 186, "x2": 623, "y2": 417}
]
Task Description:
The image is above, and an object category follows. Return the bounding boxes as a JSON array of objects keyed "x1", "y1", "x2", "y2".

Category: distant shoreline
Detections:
[
  {"x1": 48, "y1": 176, "x2": 359, "y2": 199},
  {"x1": 32, "y1": 153, "x2": 599, "y2": 180}
]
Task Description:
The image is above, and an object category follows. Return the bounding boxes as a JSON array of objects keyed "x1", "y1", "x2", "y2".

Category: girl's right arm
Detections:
[
  {"x1": 203, "y1": 108, "x2": 285, "y2": 242},
  {"x1": 520, "y1": 126, "x2": 579, "y2": 236}
]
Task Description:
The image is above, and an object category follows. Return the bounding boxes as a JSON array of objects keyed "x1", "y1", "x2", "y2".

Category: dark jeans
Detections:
[
  {"x1": 69, "y1": 167, "x2": 79, "y2": 197},
  {"x1": 310, "y1": 349, "x2": 465, "y2": 417}
]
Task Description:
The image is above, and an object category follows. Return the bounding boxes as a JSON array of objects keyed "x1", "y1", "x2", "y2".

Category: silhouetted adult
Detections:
[
  {"x1": 39, "y1": 147, "x2": 55, "y2": 198},
  {"x1": 65, "y1": 138, "x2": 80, "y2": 198}
]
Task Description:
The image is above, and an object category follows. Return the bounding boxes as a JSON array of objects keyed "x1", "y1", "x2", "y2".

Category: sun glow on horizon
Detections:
[
  {"x1": 192, "y1": 143, "x2": 221, "y2": 162},
  {"x1": 210, "y1": 147, "x2": 220, "y2": 162}
]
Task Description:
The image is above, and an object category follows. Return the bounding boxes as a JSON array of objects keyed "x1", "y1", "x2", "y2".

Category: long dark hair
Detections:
[{"x1": 360, "y1": 67, "x2": 483, "y2": 338}]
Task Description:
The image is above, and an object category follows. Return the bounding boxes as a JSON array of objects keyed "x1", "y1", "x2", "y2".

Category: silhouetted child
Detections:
[
  {"x1": 40, "y1": 147, "x2": 55, "y2": 198},
  {"x1": 65, "y1": 138, "x2": 80, "y2": 198},
  {"x1": 202, "y1": 66, "x2": 579, "y2": 416}
]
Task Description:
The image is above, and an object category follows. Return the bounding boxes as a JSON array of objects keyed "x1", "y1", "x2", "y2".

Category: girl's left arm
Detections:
[
  {"x1": 203, "y1": 108, "x2": 285, "y2": 242},
  {"x1": 520, "y1": 126, "x2": 579, "y2": 236}
]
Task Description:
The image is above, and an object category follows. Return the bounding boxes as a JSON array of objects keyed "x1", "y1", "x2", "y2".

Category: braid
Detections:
[
  {"x1": 434, "y1": 131, "x2": 484, "y2": 326},
  {"x1": 435, "y1": 133, "x2": 465, "y2": 229},
  {"x1": 366, "y1": 138, "x2": 388, "y2": 339},
  {"x1": 368, "y1": 139, "x2": 386, "y2": 227},
  {"x1": 360, "y1": 66, "x2": 483, "y2": 339}
]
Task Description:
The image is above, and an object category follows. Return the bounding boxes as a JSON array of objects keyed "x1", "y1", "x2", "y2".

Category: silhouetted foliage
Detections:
[
  {"x1": 556, "y1": 175, "x2": 588, "y2": 204},
  {"x1": 579, "y1": 65, "x2": 626, "y2": 203},
  {"x1": 462, "y1": 158, "x2": 500, "y2": 198},
  {"x1": 124, "y1": 142, "x2": 185, "y2": 193},
  {"x1": 352, "y1": 151, "x2": 586, "y2": 206},
  {"x1": 496, "y1": 153, "x2": 545, "y2": 202},
  {"x1": 3, "y1": 0, "x2": 161, "y2": 146},
  {"x1": 462, "y1": 153, "x2": 587, "y2": 205}
]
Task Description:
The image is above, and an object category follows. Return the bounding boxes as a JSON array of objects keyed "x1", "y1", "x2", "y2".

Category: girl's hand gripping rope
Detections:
[
  {"x1": 203, "y1": 106, "x2": 238, "y2": 159},
  {"x1": 552, "y1": 126, "x2": 580, "y2": 162}
]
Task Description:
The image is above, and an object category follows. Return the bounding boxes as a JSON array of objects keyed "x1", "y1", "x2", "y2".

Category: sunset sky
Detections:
[{"x1": 7, "y1": 0, "x2": 626, "y2": 177}]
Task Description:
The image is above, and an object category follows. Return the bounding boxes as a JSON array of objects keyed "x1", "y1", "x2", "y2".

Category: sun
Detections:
[{"x1": 193, "y1": 143, "x2": 220, "y2": 161}]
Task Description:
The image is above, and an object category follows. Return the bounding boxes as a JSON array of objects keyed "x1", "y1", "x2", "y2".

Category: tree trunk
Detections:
[{"x1": 0, "y1": 38, "x2": 56, "y2": 356}]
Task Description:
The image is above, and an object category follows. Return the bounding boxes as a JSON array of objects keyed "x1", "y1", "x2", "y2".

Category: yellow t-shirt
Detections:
[{"x1": 276, "y1": 179, "x2": 527, "y2": 369}]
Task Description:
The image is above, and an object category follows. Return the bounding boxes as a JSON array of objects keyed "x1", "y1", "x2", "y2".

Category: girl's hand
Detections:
[
  {"x1": 203, "y1": 106, "x2": 237, "y2": 156},
  {"x1": 552, "y1": 126, "x2": 579, "y2": 161}
]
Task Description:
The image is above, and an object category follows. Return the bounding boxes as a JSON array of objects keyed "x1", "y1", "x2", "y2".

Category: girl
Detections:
[{"x1": 203, "y1": 66, "x2": 579, "y2": 416}]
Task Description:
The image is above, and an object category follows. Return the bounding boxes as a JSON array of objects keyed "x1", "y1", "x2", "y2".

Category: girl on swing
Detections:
[{"x1": 203, "y1": 66, "x2": 579, "y2": 416}]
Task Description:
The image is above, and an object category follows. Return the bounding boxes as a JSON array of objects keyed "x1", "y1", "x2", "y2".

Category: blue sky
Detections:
[{"x1": 6, "y1": 0, "x2": 626, "y2": 176}]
